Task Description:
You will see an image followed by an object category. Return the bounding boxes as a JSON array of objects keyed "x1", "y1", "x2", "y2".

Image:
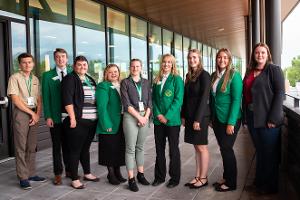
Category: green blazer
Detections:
[
  {"x1": 42, "y1": 67, "x2": 72, "y2": 124},
  {"x1": 96, "y1": 81, "x2": 122, "y2": 134},
  {"x1": 210, "y1": 70, "x2": 242, "y2": 126},
  {"x1": 152, "y1": 74, "x2": 184, "y2": 126}
]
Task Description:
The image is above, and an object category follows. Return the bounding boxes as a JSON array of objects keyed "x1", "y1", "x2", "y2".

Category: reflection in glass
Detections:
[
  {"x1": 131, "y1": 17, "x2": 148, "y2": 79},
  {"x1": 149, "y1": 24, "x2": 162, "y2": 81},
  {"x1": 11, "y1": 22, "x2": 26, "y2": 73},
  {"x1": 211, "y1": 48, "x2": 217, "y2": 74},
  {"x1": 174, "y1": 34, "x2": 183, "y2": 79},
  {"x1": 0, "y1": 0, "x2": 25, "y2": 19},
  {"x1": 202, "y1": 44, "x2": 208, "y2": 71},
  {"x1": 107, "y1": 8, "x2": 130, "y2": 79},
  {"x1": 183, "y1": 37, "x2": 190, "y2": 77},
  {"x1": 163, "y1": 29, "x2": 173, "y2": 54},
  {"x1": 207, "y1": 46, "x2": 212, "y2": 72},
  {"x1": 191, "y1": 40, "x2": 197, "y2": 49},
  {"x1": 29, "y1": 0, "x2": 73, "y2": 79},
  {"x1": 75, "y1": 0, "x2": 106, "y2": 83}
]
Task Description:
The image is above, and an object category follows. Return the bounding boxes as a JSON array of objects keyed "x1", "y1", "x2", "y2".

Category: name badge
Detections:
[
  {"x1": 138, "y1": 101, "x2": 145, "y2": 112},
  {"x1": 27, "y1": 97, "x2": 35, "y2": 106}
]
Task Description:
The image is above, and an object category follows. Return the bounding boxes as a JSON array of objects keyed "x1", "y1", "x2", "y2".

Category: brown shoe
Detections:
[{"x1": 53, "y1": 175, "x2": 62, "y2": 185}]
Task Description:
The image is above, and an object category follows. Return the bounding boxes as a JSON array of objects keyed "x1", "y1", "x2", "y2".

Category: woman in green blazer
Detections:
[
  {"x1": 96, "y1": 64, "x2": 126, "y2": 185},
  {"x1": 210, "y1": 48, "x2": 242, "y2": 192},
  {"x1": 152, "y1": 54, "x2": 184, "y2": 188}
]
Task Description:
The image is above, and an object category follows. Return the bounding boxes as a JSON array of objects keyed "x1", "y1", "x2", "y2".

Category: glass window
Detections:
[
  {"x1": 211, "y1": 48, "x2": 217, "y2": 74},
  {"x1": 174, "y1": 33, "x2": 183, "y2": 79},
  {"x1": 0, "y1": 0, "x2": 25, "y2": 19},
  {"x1": 75, "y1": 0, "x2": 106, "y2": 83},
  {"x1": 183, "y1": 37, "x2": 190, "y2": 77},
  {"x1": 207, "y1": 46, "x2": 212, "y2": 72},
  {"x1": 29, "y1": 0, "x2": 73, "y2": 79},
  {"x1": 107, "y1": 8, "x2": 130, "y2": 79},
  {"x1": 198, "y1": 42, "x2": 202, "y2": 54},
  {"x1": 163, "y1": 29, "x2": 173, "y2": 54},
  {"x1": 202, "y1": 44, "x2": 208, "y2": 71},
  {"x1": 130, "y1": 17, "x2": 148, "y2": 79},
  {"x1": 148, "y1": 24, "x2": 162, "y2": 81},
  {"x1": 11, "y1": 22, "x2": 27, "y2": 73},
  {"x1": 191, "y1": 40, "x2": 197, "y2": 49}
]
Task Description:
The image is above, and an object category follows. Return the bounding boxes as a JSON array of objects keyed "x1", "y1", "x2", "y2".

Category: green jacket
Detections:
[
  {"x1": 96, "y1": 81, "x2": 122, "y2": 134},
  {"x1": 210, "y1": 70, "x2": 242, "y2": 125},
  {"x1": 152, "y1": 74, "x2": 184, "y2": 126},
  {"x1": 42, "y1": 67, "x2": 72, "y2": 124}
]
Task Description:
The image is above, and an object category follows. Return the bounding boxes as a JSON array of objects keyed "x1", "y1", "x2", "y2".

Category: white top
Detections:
[
  {"x1": 160, "y1": 73, "x2": 170, "y2": 93},
  {"x1": 56, "y1": 66, "x2": 67, "y2": 81},
  {"x1": 212, "y1": 69, "x2": 225, "y2": 93}
]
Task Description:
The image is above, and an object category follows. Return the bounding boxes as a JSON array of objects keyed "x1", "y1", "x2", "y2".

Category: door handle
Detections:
[{"x1": 0, "y1": 96, "x2": 8, "y2": 108}]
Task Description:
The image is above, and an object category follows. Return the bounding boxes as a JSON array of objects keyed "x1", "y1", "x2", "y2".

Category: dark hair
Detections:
[
  {"x1": 17, "y1": 53, "x2": 34, "y2": 64},
  {"x1": 130, "y1": 58, "x2": 142, "y2": 67},
  {"x1": 247, "y1": 42, "x2": 273, "y2": 75},
  {"x1": 53, "y1": 48, "x2": 68, "y2": 58},
  {"x1": 74, "y1": 55, "x2": 88, "y2": 66}
]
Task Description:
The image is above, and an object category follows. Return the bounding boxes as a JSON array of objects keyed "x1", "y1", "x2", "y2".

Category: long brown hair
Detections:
[
  {"x1": 103, "y1": 64, "x2": 120, "y2": 82},
  {"x1": 211, "y1": 48, "x2": 233, "y2": 92},
  {"x1": 186, "y1": 49, "x2": 203, "y2": 82},
  {"x1": 247, "y1": 42, "x2": 273, "y2": 75},
  {"x1": 154, "y1": 54, "x2": 178, "y2": 83}
]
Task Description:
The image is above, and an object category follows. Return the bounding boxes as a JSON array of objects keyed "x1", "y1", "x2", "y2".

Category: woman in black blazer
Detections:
[
  {"x1": 243, "y1": 43, "x2": 285, "y2": 194},
  {"x1": 181, "y1": 49, "x2": 211, "y2": 189},
  {"x1": 62, "y1": 56, "x2": 100, "y2": 189}
]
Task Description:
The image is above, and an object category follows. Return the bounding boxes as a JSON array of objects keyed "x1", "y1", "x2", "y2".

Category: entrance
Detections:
[{"x1": 0, "y1": 21, "x2": 10, "y2": 159}]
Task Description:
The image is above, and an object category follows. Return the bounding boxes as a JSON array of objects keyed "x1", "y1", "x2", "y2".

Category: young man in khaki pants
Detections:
[{"x1": 7, "y1": 53, "x2": 46, "y2": 190}]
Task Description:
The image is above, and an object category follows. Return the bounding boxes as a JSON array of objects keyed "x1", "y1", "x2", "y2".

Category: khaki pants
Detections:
[{"x1": 13, "y1": 107, "x2": 38, "y2": 180}]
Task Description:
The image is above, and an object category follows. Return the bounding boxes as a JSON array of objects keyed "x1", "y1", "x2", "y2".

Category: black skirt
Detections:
[
  {"x1": 98, "y1": 125, "x2": 125, "y2": 167},
  {"x1": 184, "y1": 116, "x2": 210, "y2": 145}
]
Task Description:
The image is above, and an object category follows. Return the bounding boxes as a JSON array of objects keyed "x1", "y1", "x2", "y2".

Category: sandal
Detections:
[
  {"x1": 184, "y1": 177, "x2": 199, "y2": 187},
  {"x1": 189, "y1": 177, "x2": 208, "y2": 189}
]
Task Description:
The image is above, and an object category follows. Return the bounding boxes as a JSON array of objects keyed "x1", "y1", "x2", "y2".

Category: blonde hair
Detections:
[
  {"x1": 103, "y1": 64, "x2": 120, "y2": 82},
  {"x1": 154, "y1": 54, "x2": 178, "y2": 83},
  {"x1": 186, "y1": 49, "x2": 203, "y2": 82},
  {"x1": 211, "y1": 48, "x2": 234, "y2": 92}
]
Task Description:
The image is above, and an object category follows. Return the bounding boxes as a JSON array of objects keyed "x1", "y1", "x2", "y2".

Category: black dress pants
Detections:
[
  {"x1": 50, "y1": 123, "x2": 69, "y2": 175},
  {"x1": 212, "y1": 118, "x2": 241, "y2": 189},
  {"x1": 64, "y1": 118, "x2": 97, "y2": 181},
  {"x1": 154, "y1": 124, "x2": 181, "y2": 183}
]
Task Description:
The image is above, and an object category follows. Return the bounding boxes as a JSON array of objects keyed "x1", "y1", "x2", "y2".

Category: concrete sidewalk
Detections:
[{"x1": 0, "y1": 125, "x2": 279, "y2": 200}]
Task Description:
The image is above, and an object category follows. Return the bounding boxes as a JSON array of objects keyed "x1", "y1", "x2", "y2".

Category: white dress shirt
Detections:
[
  {"x1": 56, "y1": 66, "x2": 67, "y2": 82},
  {"x1": 212, "y1": 69, "x2": 225, "y2": 93}
]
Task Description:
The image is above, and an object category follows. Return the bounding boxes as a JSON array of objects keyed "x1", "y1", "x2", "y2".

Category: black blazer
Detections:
[
  {"x1": 61, "y1": 71, "x2": 96, "y2": 119},
  {"x1": 246, "y1": 63, "x2": 285, "y2": 128},
  {"x1": 181, "y1": 70, "x2": 211, "y2": 122}
]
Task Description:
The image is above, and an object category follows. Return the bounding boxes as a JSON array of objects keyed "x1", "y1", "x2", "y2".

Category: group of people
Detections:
[{"x1": 8, "y1": 42, "x2": 284, "y2": 195}]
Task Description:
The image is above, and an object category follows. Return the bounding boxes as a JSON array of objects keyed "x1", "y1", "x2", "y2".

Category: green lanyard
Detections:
[
  {"x1": 131, "y1": 77, "x2": 142, "y2": 101},
  {"x1": 25, "y1": 74, "x2": 32, "y2": 96},
  {"x1": 84, "y1": 76, "x2": 95, "y2": 95}
]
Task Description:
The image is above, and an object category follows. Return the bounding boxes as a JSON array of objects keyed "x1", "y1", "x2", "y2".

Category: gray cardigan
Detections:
[
  {"x1": 249, "y1": 63, "x2": 285, "y2": 128},
  {"x1": 120, "y1": 77, "x2": 152, "y2": 112}
]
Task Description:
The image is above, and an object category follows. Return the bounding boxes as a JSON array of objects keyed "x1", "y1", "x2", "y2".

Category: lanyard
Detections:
[
  {"x1": 84, "y1": 76, "x2": 95, "y2": 95},
  {"x1": 25, "y1": 74, "x2": 32, "y2": 96},
  {"x1": 131, "y1": 77, "x2": 142, "y2": 101}
]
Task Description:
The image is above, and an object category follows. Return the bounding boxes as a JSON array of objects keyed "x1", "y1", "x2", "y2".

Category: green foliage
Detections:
[{"x1": 285, "y1": 55, "x2": 300, "y2": 87}]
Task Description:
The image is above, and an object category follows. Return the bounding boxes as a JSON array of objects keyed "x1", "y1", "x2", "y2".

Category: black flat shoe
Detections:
[
  {"x1": 152, "y1": 179, "x2": 164, "y2": 186},
  {"x1": 137, "y1": 172, "x2": 150, "y2": 185},
  {"x1": 128, "y1": 177, "x2": 139, "y2": 192},
  {"x1": 166, "y1": 180, "x2": 179, "y2": 188},
  {"x1": 184, "y1": 177, "x2": 199, "y2": 187},
  {"x1": 189, "y1": 177, "x2": 208, "y2": 189},
  {"x1": 215, "y1": 183, "x2": 236, "y2": 192},
  {"x1": 107, "y1": 174, "x2": 120, "y2": 185}
]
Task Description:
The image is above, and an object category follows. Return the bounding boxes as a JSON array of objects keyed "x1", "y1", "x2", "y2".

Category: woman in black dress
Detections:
[{"x1": 181, "y1": 49, "x2": 211, "y2": 189}]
